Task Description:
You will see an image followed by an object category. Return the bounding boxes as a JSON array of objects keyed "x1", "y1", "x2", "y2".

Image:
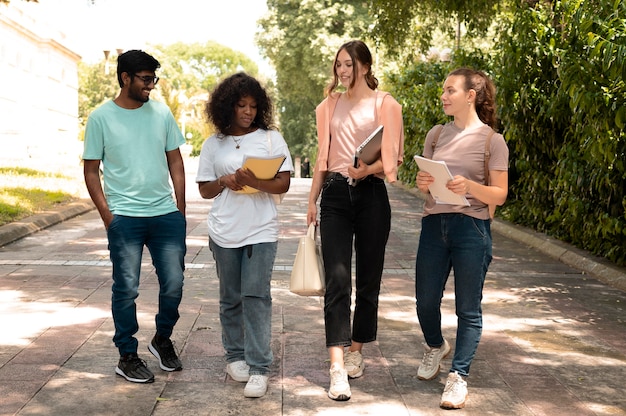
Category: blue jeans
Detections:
[
  {"x1": 209, "y1": 239, "x2": 276, "y2": 376},
  {"x1": 320, "y1": 173, "x2": 391, "y2": 347},
  {"x1": 415, "y1": 214, "x2": 492, "y2": 377},
  {"x1": 107, "y1": 211, "x2": 186, "y2": 356}
]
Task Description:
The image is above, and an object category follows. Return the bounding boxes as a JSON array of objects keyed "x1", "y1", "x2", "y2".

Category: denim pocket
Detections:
[{"x1": 469, "y1": 216, "x2": 490, "y2": 239}]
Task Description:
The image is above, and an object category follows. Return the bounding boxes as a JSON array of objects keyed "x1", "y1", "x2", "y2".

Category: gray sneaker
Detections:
[
  {"x1": 440, "y1": 371, "x2": 467, "y2": 409},
  {"x1": 244, "y1": 374, "x2": 269, "y2": 398},
  {"x1": 226, "y1": 360, "x2": 250, "y2": 382},
  {"x1": 328, "y1": 364, "x2": 351, "y2": 401},
  {"x1": 417, "y1": 339, "x2": 451, "y2": 380},
  {"x1": 344, "y1": 350, "x2": 364, "y2": 378}
]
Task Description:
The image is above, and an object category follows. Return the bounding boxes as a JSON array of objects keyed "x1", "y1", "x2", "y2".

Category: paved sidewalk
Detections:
[{"x1": 1, "y1": 165, "x2": 625, "y2": 415}]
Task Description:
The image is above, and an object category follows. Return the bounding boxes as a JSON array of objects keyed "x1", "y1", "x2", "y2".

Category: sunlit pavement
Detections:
[{"x1": 1, "y1": 160, "x2": 625, "y2": 415}]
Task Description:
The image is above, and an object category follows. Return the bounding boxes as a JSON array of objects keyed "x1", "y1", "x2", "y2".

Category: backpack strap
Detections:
[
  {"x1": 484, "y1": 128, "x2": 495, "y2": 186},
  {"x1": 431, "y1": 125, "x2": 444, "y2": 152}
]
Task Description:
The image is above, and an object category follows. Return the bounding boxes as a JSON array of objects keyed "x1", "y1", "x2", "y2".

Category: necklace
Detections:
[{"x1": 232, "y1": 135, "x2": 244, "y2": 149}]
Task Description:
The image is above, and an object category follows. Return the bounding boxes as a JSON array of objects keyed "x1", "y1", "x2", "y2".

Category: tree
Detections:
[
  {"x1": 369, "y1": 0, "x2": 504, "y2": 59},
  {"x1": 257, "y1": 0, "x2": 374, "y2": 160},
  {"x1": 149, "y1": 41, "x2": 260, "y2": 154},
  {"x1": 77, "y1": 59, "x2": 119, "y2": 132}
]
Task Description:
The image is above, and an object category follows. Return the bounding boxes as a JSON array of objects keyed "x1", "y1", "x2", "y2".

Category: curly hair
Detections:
[
  {"x1": 325, "y1": 40, "x2": 379, "y2": 96},
  {"x1": 448, "y1": 68, "x2": 497, "y2": 129},
  {"x1": 206, "y1": 72, "x2": 275, "y2": 136}
]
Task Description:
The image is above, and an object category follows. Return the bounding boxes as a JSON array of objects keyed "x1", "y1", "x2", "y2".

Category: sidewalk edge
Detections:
[{"x1": 0, "y1": 199, "x2": 95, "y2": 248}]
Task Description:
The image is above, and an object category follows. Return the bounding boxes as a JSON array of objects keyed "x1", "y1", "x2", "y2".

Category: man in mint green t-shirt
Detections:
[{"x1": 83, "y1": 50, "x2": 186, "y2": 384}]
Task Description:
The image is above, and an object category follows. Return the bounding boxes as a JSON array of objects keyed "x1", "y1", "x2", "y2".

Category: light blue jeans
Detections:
[
  {"x1": 415, "y1": 213, "x2": 492, "y2": 377},
  {"x1": 209, "y1": 239, "x2": 276, "y2": 376},
  {"x1": 107, "y1": 211, "x2": 186, "y2": 356}
]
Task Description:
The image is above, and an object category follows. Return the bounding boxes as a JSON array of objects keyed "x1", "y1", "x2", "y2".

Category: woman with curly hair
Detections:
[{"x1": 196, "y1": 72, "x2": 293, "y2": 398}]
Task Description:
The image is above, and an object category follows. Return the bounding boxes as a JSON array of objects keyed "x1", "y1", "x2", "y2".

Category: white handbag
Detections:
[{"x1": 289, "y1": 223, "x2": 325, "y2": 296}]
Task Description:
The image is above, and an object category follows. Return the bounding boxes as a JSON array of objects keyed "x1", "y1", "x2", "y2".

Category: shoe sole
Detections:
[
  {"x1": 115, "y1": 366, "x2": 155, "y2": 383},
  {"x1": 328, "y1": 392, "x2": 351, "y2": 401},
  {"x1": 243, "y1": 388, "x2": 267, "y2": 398},
  {"x1": 440, "y1": 396, "x2": 467, "y2": 409},
  {"x1": 417, "y1": 343, "x2": 452, "y2": 381},
  {"x1": 148, "y1": 343, "x2": 182, "y2": 372}
]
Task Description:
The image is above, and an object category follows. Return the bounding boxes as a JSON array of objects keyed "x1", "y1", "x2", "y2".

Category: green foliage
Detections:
[
  {"x1": 494, "y1": 0, "x2": 625, "y2": 265},
  {"x1": 387, "y1": 62, "x2": 449, "y2": 184},
  {"x1": 257, "y1": 0, "x2": 374, "y2": 160},
  {"x1": 370, "y1": 0, "x2": 504, "y2": 58},
  {"x1": 77, "y1": 60, "x2": 119, "y2": 128},
  {"x1": 151, "y1": 41, "x2": 259, "y2": 94}
]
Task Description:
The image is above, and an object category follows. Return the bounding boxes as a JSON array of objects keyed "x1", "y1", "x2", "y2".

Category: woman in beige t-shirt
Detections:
[
  {"x1": 306, "y1": 40, "x2": 404, "y2": 401},
  {"x1": 415, "y1": 68, "x2": 509, "y2": 410}
]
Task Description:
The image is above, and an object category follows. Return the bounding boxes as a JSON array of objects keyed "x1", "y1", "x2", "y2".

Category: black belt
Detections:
[
  {"x1": 325, "y1": 172, "x2": 383, "y2": 184},
  {"x1": 325, "y1": 172, "x2": 348, "y2": 181}
]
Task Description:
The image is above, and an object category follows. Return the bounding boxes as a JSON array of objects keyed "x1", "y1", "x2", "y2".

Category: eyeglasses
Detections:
[{"x1": 134, "y1": 74, "x2": 159, "y2": 85}]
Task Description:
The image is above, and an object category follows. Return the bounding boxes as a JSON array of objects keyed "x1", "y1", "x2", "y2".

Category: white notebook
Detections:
[{"x1": 414, "y1": 155, "x2": 470, "y2": 206}]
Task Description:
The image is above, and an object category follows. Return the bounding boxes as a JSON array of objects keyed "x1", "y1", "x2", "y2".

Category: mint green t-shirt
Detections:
[{"x1": 83, "y1": 100, "x2": 185, "y2": 216}]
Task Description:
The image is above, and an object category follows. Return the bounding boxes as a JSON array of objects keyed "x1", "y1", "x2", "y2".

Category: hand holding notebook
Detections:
[
  {"x1": 414, "y1": 155, "x2": 470, "y2": 206},
  {"x1": 235, "y1": 155, "x2": 286, "y2": 194},
  {"x1": 349, "y1": 125, "x2": 384, "y2": 186}
]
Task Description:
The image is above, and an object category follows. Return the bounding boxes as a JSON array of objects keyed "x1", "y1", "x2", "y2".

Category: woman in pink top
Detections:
[{"x1": 306, "y1": 40, "x2": 404, "y2": 401}]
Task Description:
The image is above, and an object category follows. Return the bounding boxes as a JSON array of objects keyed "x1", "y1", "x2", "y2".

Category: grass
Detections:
[{"x1": 0, "y1": 167, "x2": 80, "y2": 226}]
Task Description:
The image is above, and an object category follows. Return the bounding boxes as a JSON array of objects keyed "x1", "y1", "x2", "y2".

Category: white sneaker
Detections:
[
  {"x1": 417, "y1": 339, "x2": 451, "y2": 380},
  {"x1": 244, "y1": 374, "x2": 268, "y2": 398},
  {"x1": 328, "y1": 364, "x2": 351, "y2": 401},
  {"x1": 344, "y1": 350, "x2": 364, "y2": 378},
  {"x1": 440, "y1": 371, "x2": 467, "y2": 409},
  {"x1": 226, "y1": 360, "x2": 250, "y2": 382}
]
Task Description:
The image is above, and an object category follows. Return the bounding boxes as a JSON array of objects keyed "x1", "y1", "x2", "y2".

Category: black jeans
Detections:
[{"x1": 320, "y1": 173, "x2": 391, "y2": 347}]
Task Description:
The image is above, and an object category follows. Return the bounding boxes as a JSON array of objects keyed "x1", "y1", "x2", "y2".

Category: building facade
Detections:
[{"x1": 0, "y1": 2, "x2": 81, "y2": 170}]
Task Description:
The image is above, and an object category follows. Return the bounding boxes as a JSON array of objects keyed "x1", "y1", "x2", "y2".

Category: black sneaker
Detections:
[
  {"x1": 148, "y1": 335, "x2": 183, "y2": 371},
  {"x1": 115, "y1": 353, "x2": 155, "y2": 383}
]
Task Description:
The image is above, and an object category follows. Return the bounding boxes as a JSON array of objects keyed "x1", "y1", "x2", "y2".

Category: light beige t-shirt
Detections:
[
  {"x1": 327, "y1": 94, "x2": 379, "y2": 177},
  {"x1": 422, "y1": 122, "x2": 509, "y2": 220}
]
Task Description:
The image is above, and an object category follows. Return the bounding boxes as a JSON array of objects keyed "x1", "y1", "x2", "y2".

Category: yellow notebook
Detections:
[{"x1": 236, "y1": 155, "x2": 287, "y2": 194}]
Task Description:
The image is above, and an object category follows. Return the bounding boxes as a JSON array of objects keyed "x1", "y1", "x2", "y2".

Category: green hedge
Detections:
[
  {"x1": 388, "y1": 0, "x2": 625, "y2": 267},
  {"x1": 496, "y1": 0, "x2": 625, "y2": 266}
]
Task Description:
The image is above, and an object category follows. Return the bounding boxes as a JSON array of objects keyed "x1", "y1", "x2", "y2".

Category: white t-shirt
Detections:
[{"x1": 196, "y1": 129, "x2": 294, "y2": 247}]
